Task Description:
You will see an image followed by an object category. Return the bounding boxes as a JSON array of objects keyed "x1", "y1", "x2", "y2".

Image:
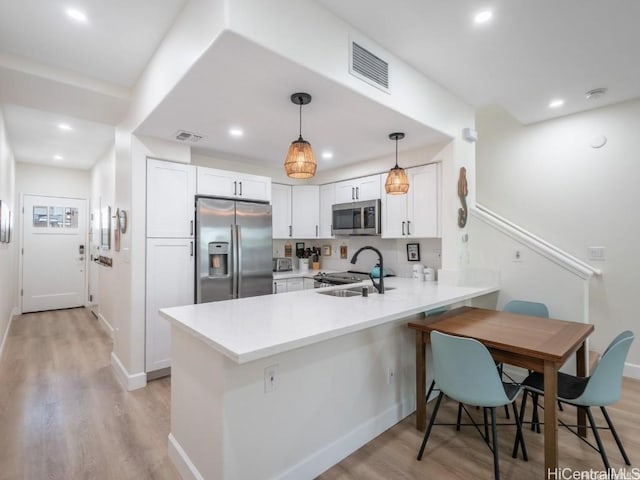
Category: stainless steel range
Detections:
[{"x1": 313, "y1": 270, "x2": 370, "y2": 287}]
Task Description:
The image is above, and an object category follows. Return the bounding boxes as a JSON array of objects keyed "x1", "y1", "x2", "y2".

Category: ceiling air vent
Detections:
[
  {"x1": 349, "y1": 40, "x2": 390, "y2": 93},
  {"x1": 174, "y1": 130, "x2": 205, "y2": 143}
]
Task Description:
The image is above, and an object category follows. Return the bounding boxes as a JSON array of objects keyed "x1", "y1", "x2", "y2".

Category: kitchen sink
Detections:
[{"x1": 316, "y1": 286, "x2": 395, "y2": 297}]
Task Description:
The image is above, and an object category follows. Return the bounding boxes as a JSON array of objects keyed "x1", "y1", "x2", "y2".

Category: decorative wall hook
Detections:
[{"x1": 457, "y1": 167, "x2": 468, "y2": 228}]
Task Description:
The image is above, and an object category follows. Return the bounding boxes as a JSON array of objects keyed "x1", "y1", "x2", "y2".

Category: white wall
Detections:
[
  {"x1": 16, "y1": 162, "x2": 90, "y2": 199},
  {"x1": 474, "y1": 100, "x2": 640, "y2": 375},
  {"x1": 0, "y1": 107, "x2": 17, "y2": 356}
]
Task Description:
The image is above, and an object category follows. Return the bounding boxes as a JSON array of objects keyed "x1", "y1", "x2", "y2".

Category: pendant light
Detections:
[
  {"x1": 284, "y1": 92, "x2": 317, "y2": 179},
  {"x1": 385, "y1": 132, "x2": 409, "y2": 194}
]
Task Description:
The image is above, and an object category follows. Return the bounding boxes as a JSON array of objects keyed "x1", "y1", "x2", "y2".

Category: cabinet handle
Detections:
[
  {"x1": 402, "y1": 221, "x2": 406, "y2": 236},
  {"x1": 356, "y1": 186, "x2": 359, "y2": 199},
  {"x1": 407, "y1": 220, "x2": 411, "y2": 235},
  {"x1": 190, "y1": 241, "x2": 194, "y2": 257},
  {"x1": 330, "y1": 224, "x2": 333, "y2": 237},
  {"x1": 289, "y1": 225, "x2": 292, "y2": 237},
  {"x1": 190, "y1": 220, "x2": 194, "y2": 236},
  {"x1": 274, "y1": 282, "x2": 278, "y2": 294},
  {"x1": 239, "y1": 181, "x2": 243, "y2": 196},
  {"x1": 352, "y1": 187, "x2": 355, "y2": 200},
  {"x1": 234, "y1": 181, "x2": 237, "y2": 196},
  {"x1": 316, "y1": 225, "x2": 318, "y2": 237}
]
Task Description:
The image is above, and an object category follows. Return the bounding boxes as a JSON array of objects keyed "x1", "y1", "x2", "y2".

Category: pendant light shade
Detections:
[
  {"x1": 385, "y1": 132, "x2": 409, "y2": 194},
  {"x1": 284, "y1": 93, "x2": 317, "y2": 179}
]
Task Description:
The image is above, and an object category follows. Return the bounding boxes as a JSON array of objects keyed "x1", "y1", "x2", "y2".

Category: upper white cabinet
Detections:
[
  {"x1": 271, "y1": 184, "x2": 320, "y2": 239},
  {"x1": 334, "y1": 174, "x2": 381, "y2": 203},
  {"x1": 272, "y1": 183, "x2": 292, "y2": 239},
  {"x1": 291, "y1": 185, "x2": 320, "y2": 238},
  {"x1": 318, "y1": 183, "x2": 335, "y2": 238},
  {"x1": 147, "y1": 159, "x2": 196, "y2": 238},
  {"x1": 381, "y1": 163, "x2": 440, "y2": 238},
  {"x1": 197, "y1": 166, "x2": 271, "y2": 202}
]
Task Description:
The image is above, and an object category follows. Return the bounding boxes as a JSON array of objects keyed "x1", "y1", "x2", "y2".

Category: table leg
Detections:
[
  {"x1": 543, "y1": 361, "x2": 558, "y2": 477},
  {"x1": 415, "y1": 331, "x2": 426, "y2": 431},
  {"x1": 576, "y1": 341, "x2": 587, "y2": 437}
]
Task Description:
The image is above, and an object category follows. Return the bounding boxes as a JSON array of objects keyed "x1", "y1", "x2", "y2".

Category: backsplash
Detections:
[{"x1": 273, "y1": 237, "x2": 442, "y2": 278}]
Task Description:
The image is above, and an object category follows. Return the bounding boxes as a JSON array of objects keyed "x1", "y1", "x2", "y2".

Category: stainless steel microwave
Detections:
[{"x1": 332, "y1": 199, "x2": 381, "y2": 235}]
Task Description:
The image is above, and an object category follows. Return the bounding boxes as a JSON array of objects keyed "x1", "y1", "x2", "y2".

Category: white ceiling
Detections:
[{"x1": 1, "y1": 0, "x2": 639, "y2": 171}]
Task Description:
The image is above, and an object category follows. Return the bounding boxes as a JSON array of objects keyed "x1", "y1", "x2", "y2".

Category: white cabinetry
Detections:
[
  {"x1": 145, "y1": 238, "x2": 194, "y2": 372},
  {"x1": 197, "y1": 166, "x2": 271, "y2": 202},
  {"x1": 273, "y1": 276, "x2": 315, "y2": 294},
  {"x1": 381, "y1": 163, "x2": 440, "y2": 238},
  {"x1": 271, "y1": 184, "x2": 320, "y2": 239},
  {"x1": 147, "y1": 159, "x2": 196, "y2": 238},
  {"x1": 291, "y1": 185, "x2": 319, "y2": 238},
  {"x1": 318, "y1": 184, "x2": 335, "y2": 238},
  {"x1": 334, "y1": 174, "x2": 381, "y2": 203},
  {"x1": 272, "y1": 184, "x2": 292, "y2": 239}
]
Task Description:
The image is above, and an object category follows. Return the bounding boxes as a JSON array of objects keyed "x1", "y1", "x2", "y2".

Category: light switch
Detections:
[{"x1": 588, "y1": 247, "x2": 605, "y2": 261}]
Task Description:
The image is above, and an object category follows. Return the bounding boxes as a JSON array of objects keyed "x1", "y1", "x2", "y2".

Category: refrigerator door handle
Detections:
[
  {"x1": 236, "y1": 225, "x2": 242, "y2": 297},
  {"x1": 231, "y1": 225, "x2": 238, "y2": 298}
]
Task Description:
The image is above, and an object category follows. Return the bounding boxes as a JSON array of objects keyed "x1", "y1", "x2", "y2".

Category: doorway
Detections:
[{"x1": 22, "y1": 194, "x2": 87, "y2": 313}]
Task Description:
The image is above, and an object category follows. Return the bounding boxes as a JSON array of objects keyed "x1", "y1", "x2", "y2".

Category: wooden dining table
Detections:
[{"x1": 408, "y1": 306, "x2": 594, "y2": 476}]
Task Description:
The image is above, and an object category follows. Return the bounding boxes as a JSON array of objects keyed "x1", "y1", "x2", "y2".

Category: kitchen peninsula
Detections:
[{"x1": 161, "y1": 277, "x2": 499, "y2": 480}]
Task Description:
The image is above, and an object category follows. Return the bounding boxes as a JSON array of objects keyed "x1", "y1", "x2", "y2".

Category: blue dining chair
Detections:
[
  {"x1": 417, "y1": 331, "x2": 528, "y2": 480},
  {"x1": 503, "y1": 300, "x2": 550, "y2": 319},
  {"x1": 520, "y1": 330, "x2": 634, "y2": 471}
]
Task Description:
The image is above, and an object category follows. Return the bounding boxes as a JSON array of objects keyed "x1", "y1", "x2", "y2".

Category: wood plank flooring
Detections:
[
  {"x1": 0, "y1": 308, "x2": 176, "y2": 480},
  {"x1": 1, "y1": 307, "x2": 638, "y2": 480}
]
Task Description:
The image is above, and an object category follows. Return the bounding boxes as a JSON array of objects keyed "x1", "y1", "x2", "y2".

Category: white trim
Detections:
[
  {"x1": 168, "y1": 433, "x2": 205, "y2": 480},
  {"x1": 624, "y1": 362, "x2": 640, "y2": 380},
  {"x1": 0, "y1": 307, "x2": 18, "y2": 360},
  {"x1": 98, "y1": 313, "x2": 114, "y2": 339},
  {"x1": 110, "y1": 352, "x2": 147, "y2": 391},
  {"x1": 472, "y1": 204, "x2": 601, "y2": 280}
]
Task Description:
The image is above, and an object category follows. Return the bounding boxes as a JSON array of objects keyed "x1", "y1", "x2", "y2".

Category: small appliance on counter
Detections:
[{"x1": 273, "y1": 257, "x2": 293, "y2": 272}]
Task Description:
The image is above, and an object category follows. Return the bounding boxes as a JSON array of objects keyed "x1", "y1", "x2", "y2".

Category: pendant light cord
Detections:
[
  {"x1": 394, "y1": 136, "x2": 399, "y2": 168},
  {"x1": 298, "y1": 97, "x2": 303, "y2": 140}
]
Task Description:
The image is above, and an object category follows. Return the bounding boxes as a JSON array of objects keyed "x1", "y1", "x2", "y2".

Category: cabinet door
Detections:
[
  {"x1": 286, "y1": 277, "x2": 304, "y2": 292},
  {"x1": 236, "y1": 173, "x2": 271, "y2": 202},
  {"x1": 147, "y1": 159, "x2": 196, "y2": 238},
  {"x1": 381, "y1": 191, "x2": 408, "y2": 238},
  {"x1": 407, "y1": 164, "x2": 440, "y2": 237},
  {"x1": 334, "y1": 180, "x2": 357, "y2": 203},
  {"x1": 318, "y1": 183, "x2": 335, "y2": 238},
  {"x1": 273, "y1": 279, "x2": 287, "y2": 294},
  {"x1": 146, "y1": 238, "x2": 194, "y2": 372},
  {"x1": 356, "y1": 174, "x2": 381, "y2": 201},
  {"x1": 303, "y1": 278, "x2": 315, "y2": 289},
  {"x1": 196, "y1": 166, "x2": 236, "y2": 197},
  {"x1": 291, "y1": 185, "x2": 320, "y2": 238},
  {"x1": 272, "y1": 184, "x2": 292, "y2": 239}
]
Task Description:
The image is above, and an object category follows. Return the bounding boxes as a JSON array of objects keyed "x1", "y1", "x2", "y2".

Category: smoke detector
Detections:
[
  {"x1": 585, "y1": 88, "x2": 607, "y2": 100},
  {"x1": 174, "y1": 130, "x2": 206, "y2": 142}
]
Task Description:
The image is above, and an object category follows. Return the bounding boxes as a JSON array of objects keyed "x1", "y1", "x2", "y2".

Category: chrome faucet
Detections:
[{"x1": 350, "y1": 246, "x2": 384, "y2": 294}]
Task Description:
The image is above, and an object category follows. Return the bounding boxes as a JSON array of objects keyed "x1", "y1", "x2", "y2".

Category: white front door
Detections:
[{"x1": 22, "y1": 195, "x2": 87, "y2": 313}]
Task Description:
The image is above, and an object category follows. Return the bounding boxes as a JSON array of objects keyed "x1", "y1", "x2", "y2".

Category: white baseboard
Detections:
[
  {"x1": 168, "y1": 433, "x2": 205, "y2": 480},
  {"x1": 98, "y1": 313, "x2": 115, "y2": 339},
  {"x1": 0, "y1": 307, "x2": 19, "y2": 360},
  {"x1": 624, "y1": 362, "x2": 640, "y2": 379},
  {"x1": 110, "y1": 352, "x2": 147, "y2": 391}
]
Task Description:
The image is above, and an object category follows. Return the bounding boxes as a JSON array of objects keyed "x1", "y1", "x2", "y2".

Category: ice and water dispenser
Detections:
[{"x1": 208, "y1": 242, "x2": 229, "y2": 277}]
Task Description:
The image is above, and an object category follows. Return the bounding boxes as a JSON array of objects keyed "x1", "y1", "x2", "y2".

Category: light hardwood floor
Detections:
[{"x1": 1, "y1": 307, "x2": 637, "y2": 480}]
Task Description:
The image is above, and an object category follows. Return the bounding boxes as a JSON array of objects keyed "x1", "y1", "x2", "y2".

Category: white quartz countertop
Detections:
[{"x1": 160, "y1": 278, "x2": 499, "y2": 364}]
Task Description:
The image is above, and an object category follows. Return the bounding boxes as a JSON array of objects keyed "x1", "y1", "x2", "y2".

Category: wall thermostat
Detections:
[{"x1": 462, "y1": 127, "x2": 478, "y2": 143}]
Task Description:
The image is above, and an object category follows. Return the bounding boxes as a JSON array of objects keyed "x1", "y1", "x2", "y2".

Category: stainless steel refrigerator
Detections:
[{"x1": 195, "y1": 196, "x2": 273, "y2": 303}]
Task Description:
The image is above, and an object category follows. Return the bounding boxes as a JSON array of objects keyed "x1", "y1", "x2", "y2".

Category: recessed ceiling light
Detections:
[
  {"x1": 321, "y1": 151, "x2": 334, "y2": 160},
  {"x1": 229, "y1": 128, "x2": 243, "y2": 138},
  {"x1": 53, "y1": 155, "x2": 63, "y2": 161},
  {"x1": 548, "y1": 99, "x2": 565, "y2": 109},
  {"x1": 66, "y1": 8, "x2": 88, "y2": 23},
  {"x1": 58, "y1": 123, "x2": 72, "y2": 131},
  {"x1": 474, "y1": 10, "x2": 493, "y2": 24}
]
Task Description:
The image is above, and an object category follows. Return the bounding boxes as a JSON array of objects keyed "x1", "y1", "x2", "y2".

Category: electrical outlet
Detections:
[
  {"x1": 588, "y1": 246, "x2": 605, "y2": 261},
  {"x1": 264, "y1": 364, "x2": 279, "y2": 393},
  {"x1": 387, "y1": 367, "x2": 395, "y2": 385},
  {"x1": 513, "y1": 249, "x2": 523, "y2": 262}
]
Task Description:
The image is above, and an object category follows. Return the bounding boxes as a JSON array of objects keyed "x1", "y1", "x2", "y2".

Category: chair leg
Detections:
[
  {"x1": 531, "y1": 392, "x2": 541, "y2": 433},
  {"x1": 484, "y1": 407, "x2": 490, "y2": 445},
  {"x1": 511, "y1": 401, "x2": 528, "y2": 461},
  {"x1": 456, "y1": 402, "x2": 463, "y2": 431},
  {"x1": 600, "y1": 406, "x2": 631, "y2": 465},
  {"x1": 417, "y1": 392, "x2": 444, "y2": 460},
  {"x1": 490, "y1": 407, "x2": 500, "y2": 480},
  {"x1": 503, "y1": 404, "x2": 510, "y2": 420},
  {"x1": 426, "y1": 379, "x2": 436, "y2": 403},
  {"x1": 585, "y1": 406, "x2": 611, "y2": 471}
]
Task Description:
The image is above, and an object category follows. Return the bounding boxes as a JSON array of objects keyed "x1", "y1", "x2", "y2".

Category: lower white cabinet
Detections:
[
  {"x1": 273, "y1": 277, "x2": 315, "y2": 294},
  {"x1": 146, "y1": 238, "x2": 194, "y2": 372}
]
